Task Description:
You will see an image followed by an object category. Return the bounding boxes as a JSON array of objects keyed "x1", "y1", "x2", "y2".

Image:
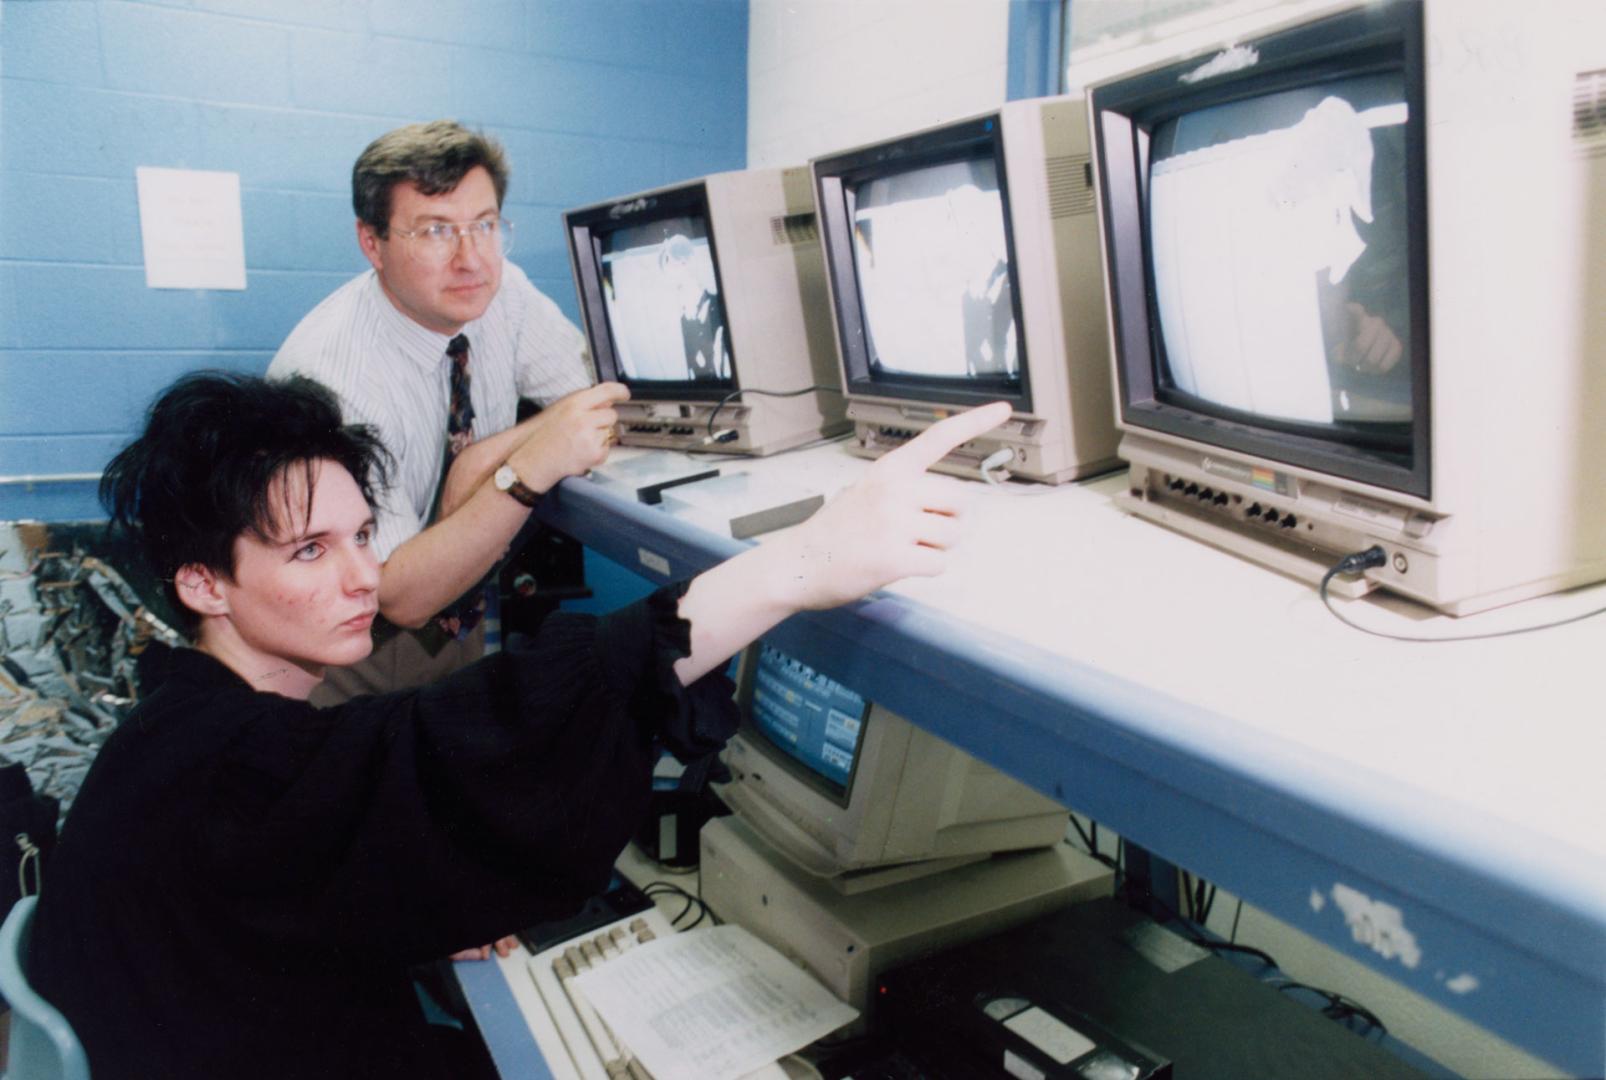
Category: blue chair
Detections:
[{"x1": 0, "y1": 896, "x2": 89, "y2": 1080}]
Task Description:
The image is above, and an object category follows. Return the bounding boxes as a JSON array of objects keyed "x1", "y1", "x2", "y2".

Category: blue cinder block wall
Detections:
[{"x1": 0, "y1": 0, "x2": 749, "y2": 522}]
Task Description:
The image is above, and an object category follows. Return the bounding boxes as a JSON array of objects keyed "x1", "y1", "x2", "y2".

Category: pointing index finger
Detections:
[{"x1": 881, "y1": 402, "x2": 1012, "y2": 474}]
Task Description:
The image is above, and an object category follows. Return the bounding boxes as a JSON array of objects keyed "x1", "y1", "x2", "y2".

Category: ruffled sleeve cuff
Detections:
[{"x1": 594, "y1": 583, "x2": 740, "y2": 773}]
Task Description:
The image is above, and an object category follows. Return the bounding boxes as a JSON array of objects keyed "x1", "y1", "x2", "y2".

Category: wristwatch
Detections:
[{"x1": 493, "y1": 464, "x2": 541, "y2": 508}]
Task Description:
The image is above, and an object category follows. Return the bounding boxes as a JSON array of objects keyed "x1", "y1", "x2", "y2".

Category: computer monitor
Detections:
[
  {"x1": 718, "y1": 641, "x2": 1069, "y2": 894},
  {"x1": 1090, "y1": 0, "x2": 1606, "y2": 615},
  {"x1": 812, "y1": 95, "x2": 1121, "y2": 484},
  {"x1": 565, "y1": 168, "x2": 849, "y2": 455}
]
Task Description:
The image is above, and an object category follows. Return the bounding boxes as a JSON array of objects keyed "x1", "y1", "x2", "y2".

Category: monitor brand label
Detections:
[
  {"x1": 608, "y1": 197, "x2": 656, "y2": 219},
  {"x1": 1199, "y1": 456, "x2": 1292, "y2": 496}
]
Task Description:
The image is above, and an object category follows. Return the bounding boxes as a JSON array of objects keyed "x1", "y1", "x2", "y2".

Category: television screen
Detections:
[
  {"x1": 748, "y1": 642, "x2": 868, "y2": 800},
  {"x1": 814, "y1": 100, "x2": 1120, "y2": 483},
  {"x1": 597, "y1": 213, "x2": 732, "y2": 384},
  {"x1": 850, "y1": 156, "x2": 1021, "y2": 386},
  {"x1": 1147, "y1": 72, "x2": 1413, "y2": 446}
]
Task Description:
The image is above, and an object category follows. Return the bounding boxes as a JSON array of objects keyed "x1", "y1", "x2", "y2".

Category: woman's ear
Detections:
[{"x1": 173, "y1": 563, "x2": 229, "y2": 620}]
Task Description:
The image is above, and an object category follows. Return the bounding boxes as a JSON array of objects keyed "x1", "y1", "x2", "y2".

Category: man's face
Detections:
[
  {"x1": 216, "y1": 461, "x2": 381, "y2": 679},
  {"x1": 360, "y1": 165, "x2": 504, "y2": 334}
]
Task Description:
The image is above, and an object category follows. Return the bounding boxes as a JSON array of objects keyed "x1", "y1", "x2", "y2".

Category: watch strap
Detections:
[{"x1": 498, "y1": 465, "x2": 541, "y2": 509}]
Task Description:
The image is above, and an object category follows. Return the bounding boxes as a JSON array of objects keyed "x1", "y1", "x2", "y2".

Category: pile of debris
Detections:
[{"x1": 1, "y1": 522, "x2": 181, "y2": 824}]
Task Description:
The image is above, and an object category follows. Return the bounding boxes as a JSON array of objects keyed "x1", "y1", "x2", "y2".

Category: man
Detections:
[
  {"x1": 269, "y1": 119, "x2": 626, "y2": 703},
  {"x1": 30, "y1": 372, "x2": 1008, "y2": 1080}
]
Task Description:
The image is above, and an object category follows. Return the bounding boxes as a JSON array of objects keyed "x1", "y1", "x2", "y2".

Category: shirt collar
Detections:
[
  {"x1": 136, "y1": 641, "x2": 252, "y2": 695},
  {"x1": 362, "y1": 270, "x2": 473, "y2": 374}
]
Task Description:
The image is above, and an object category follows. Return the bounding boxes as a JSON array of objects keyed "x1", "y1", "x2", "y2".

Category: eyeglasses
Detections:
[{"x1": 389, "y1": 218, "x2": 515, "y2": 264}]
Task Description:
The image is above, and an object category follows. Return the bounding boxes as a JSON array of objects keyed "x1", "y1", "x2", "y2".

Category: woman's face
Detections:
[{"x1": 215, "y1": 461, "x2": 381, "y2": 680}]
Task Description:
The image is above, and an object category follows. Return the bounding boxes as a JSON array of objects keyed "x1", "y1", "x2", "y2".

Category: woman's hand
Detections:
[
  {"x1": 772, "y1": 401, "x2": 1012, "y2": 611},
  {"x1": 449, "y1": 934, "x2": 520, "y2": 961},
  {"x1": 672, "y1": 402, "x2": 1012, "y2": 684}
]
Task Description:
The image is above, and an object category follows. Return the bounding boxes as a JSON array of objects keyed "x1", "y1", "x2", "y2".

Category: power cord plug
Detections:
[
  {"x1": 1331, "y1": 545, "x2": 1387, "y2": 577},
  {"x1": 1319, "y1": 543, "x2": 1606, "y2": 641}
]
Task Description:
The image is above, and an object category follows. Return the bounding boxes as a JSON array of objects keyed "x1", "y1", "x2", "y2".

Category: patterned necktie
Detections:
[
  {"x1": 445, "y1": 333, "x2": 475, "y2": 462},
  {"x1": 436, "y1": 333, "x2": 487, "y2": 641}
]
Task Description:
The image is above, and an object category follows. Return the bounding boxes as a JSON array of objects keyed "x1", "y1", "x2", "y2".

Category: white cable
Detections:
[{"x1": 979, "y1": 448, "x2": 1059, "y2": 496}]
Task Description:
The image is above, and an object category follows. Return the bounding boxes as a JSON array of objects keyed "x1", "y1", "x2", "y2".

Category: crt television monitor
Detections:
[
  {"x1": 566, "y1": 168, "x2": 848, "y2": 456},
  {"x1": 1090, "y1": 0, "x2": 1606, "y2": 615},
  {"x1": 812, "y1": 96, "x2": 1120, "y2": 485},
  {"x1": 718, "y1": 641, "x2": 1069, "y2": 892}
]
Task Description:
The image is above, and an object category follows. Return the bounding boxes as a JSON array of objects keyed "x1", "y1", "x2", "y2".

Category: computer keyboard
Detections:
[{"x1": 522, "y1": 904, "x2": 678, "y2": 1080}]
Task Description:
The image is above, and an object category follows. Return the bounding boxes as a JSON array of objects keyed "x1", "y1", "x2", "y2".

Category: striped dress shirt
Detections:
[{"x1": 268, "y1": 261, "x2": 593, "y2": 561}]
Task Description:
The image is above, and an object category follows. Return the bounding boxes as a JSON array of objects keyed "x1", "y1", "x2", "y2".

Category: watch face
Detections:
[{"x1": 494, "y1": 464, "x2": 538, "y2": 507}]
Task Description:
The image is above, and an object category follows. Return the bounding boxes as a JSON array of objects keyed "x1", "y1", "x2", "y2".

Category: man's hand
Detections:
[
  {"x1": 1337, "y1": 302, "x2": 1403, "y2": 374},
  {"x1": 778, "y1": 402, "x2": 1013, "y2": 611},
  {"x1": 505, "y1": 382, "x2": 630, "y2": 494},
  {"x1": 380, "y1": 382, "x2": 629, "y2": 628}
]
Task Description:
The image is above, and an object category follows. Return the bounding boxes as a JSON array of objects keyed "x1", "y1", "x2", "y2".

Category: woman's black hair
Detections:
[{"x1": 100, "y1": 372, "x2": 390, "y2": 634}]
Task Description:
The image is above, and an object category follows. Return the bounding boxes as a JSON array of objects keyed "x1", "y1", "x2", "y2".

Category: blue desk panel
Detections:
[{"x1": 454, "y1": 958, "x2": 557, "y2": 1080}]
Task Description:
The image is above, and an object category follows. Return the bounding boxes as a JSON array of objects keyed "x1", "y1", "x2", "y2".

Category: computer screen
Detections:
[
  {"x1": 849, "y1": 156, "x2": 1019, "y2": 388},
  {"x1": 596, "y1": 213, "x2": 731, "y2": 385},
  {"x1": 1090, "y1": 0, "x2": 1606, "y2": 614},
  {"x1": 1148, "y1": 73, "x2": 1413, "y2": 446},
  {"x1": 814, "y1": 98, "x2": 1120, "y2": 484},
  {"x1": 747, "y1": 642, "x2": 867, "y2": 801},
  {"x1": 566, "y1": 169, "x2": 848, "y2": 456},
  {"x1": 720, "y1": 640, "x2": 1069, "y2": 890}
]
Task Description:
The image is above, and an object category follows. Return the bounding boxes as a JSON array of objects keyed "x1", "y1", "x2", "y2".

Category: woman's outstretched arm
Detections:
[{"x1": 672, "y1": 402, "x2": 1012, "y2": 685}]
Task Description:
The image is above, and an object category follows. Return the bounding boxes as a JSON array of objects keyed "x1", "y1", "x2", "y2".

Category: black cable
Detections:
[
  {"x1": 1229, "y1": 898, "x2": 1244, "y2": 944},
  {"x1": 1144, "y1": 891, "x2": 1390, "y2": 1040},
  {"x1": 1320, "y1": 545, "x2": 1606, "y2": 642},
  {"x1": 1177, "y1": 871, "x2": 1217, "y2": 927},
  {"x1": 1068, "y1": 816, "x2": 1119, "y2": 868},
  {"x1": 1143, "y1": 890, "x2": 1280, "y2": 969},
  {"x1": 642, "y1": 880, "x2": 714, "y2": 929},
  {"x1": 1068, "y1": 815, "x2": 1096, "y2": 854},
  {"x1": 704, "y1": 384, "x2": 844, "y2": 441},
  {"x1": 1200, "y1": 939, "x2": 1280, "y2": 969},
  {"x1": 1274, "y1": 980, "x2": 1389, "y2": 1039}
]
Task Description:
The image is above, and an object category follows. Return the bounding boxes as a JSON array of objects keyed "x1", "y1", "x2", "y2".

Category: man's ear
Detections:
[
  {"x1": 356, "y1": 219, "x2": 385, "y2": 273},
  {"x1": 173, "y1": 563, "x2": 229, "y2": 620}
]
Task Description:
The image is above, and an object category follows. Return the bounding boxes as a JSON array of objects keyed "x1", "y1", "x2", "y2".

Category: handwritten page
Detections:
[{"x1": 571, "y1": 925, "x2": 857, "y2": 1080}]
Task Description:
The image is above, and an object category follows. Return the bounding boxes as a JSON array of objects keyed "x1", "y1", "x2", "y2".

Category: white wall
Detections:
[
  {"x1": 746, "y1": 0, "x2": 1012, "y2": 169},
  {"x1": 1062, "y1": 0, "x2": 1335, "y2": 91}
]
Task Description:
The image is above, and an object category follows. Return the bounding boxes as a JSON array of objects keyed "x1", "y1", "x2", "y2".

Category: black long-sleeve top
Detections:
[{"x1": 31, "y1": 588, "x2": 737, "y2": 1079}]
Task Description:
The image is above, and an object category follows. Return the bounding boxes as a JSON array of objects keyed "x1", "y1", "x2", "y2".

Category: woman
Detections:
[{"x1": 29, "y1": 372, "x2": 1007, "y2": 1079}]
